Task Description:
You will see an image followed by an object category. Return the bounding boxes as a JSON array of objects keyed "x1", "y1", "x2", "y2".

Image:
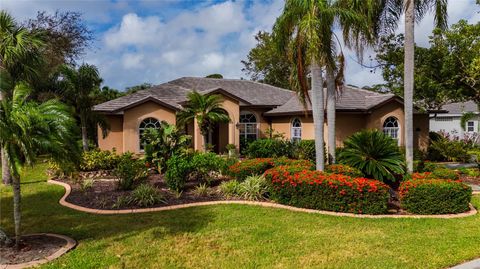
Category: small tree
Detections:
[{"x1": 177, "y1": 91, "x2": 230, "y2": 152}]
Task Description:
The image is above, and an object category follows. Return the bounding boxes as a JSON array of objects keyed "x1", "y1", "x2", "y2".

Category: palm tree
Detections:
[
  {"x1": 0, "y1": 11, "x2": 44, "y2": 185},
  {"x1": 57, "y1": 63, "x2": 104, "y2": 151},
  {"x1": 0, "y1": 82, "x2": 79, "y2": 249},
  {"x1": 177, "y1": 91, "x2": 230, "y2": 152}
]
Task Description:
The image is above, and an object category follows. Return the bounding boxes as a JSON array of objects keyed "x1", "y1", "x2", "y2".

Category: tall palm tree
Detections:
[
  {"x1": 177, "y1": 91, "x2": 230, "y2": 152},
  {"x1": 0, "y1": 11, "x2": 44, "y2": 185},
  {"x1": 0, "y1": 82, "x2": 79, "y2": 249},
  {"x1": 57, "y1": 63, "x2": 104, "y2": 151}
]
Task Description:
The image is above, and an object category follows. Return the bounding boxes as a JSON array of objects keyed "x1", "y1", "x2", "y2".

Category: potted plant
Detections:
[{"x1": 226, "y1": 144, "x2": 237, "y2": 158}]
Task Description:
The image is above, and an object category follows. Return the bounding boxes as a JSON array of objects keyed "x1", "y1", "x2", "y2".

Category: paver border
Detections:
[
  {"x1": 48, "y1": 179, "x2": 478, "y2": 219},
  {"x1": 0, "y1": 233, "x2": 77, "y2": 269}
]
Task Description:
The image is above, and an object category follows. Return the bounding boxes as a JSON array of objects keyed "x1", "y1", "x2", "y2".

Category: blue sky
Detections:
[{"x1": 2, "y1": 0, "x2": 479, "y2": 90}]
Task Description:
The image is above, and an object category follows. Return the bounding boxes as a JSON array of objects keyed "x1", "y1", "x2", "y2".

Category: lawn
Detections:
[{"x1": 1, "y1": 163, "x2": 480, "y2": 269}]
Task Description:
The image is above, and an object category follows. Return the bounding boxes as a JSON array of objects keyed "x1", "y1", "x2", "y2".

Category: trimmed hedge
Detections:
[
  {"x1": 228, "y1": 158, "x2": 313, "y2": 180},
  {"x1": 325, "y1": 164, "x2": 364, "y2": 178},
  {"x1": 411, "y1": 168, "x2": 460, "y2": 181},
  {"x1": 399, "y1": 179, "x2": 472, "y2": 214},
  {"x1": 264, "y1": 166, "x2": 390, "y2": 214},
  {"x1": 245, "y1": 139, "x2": 293, "y2": 158}
]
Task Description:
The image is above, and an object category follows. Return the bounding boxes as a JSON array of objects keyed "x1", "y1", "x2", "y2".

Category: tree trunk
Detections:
[
  {"x1": 326, "y1": 67, "x2": 336, "y2": 165},
  {"x1": 12, "y1": 174, "x2": 21, "y2": 250},
  {"x1": 1, "y1": 147, "x2": 11, "y2": 185},
  {"x1": 404, "y1": 0, "x2": 415, "y2": 173},
  {"x1": 311, "y1": 60, "x2": 325, "y2": 171},
  {"x1": 81, "y1": 122, "x2": 89, "y2": 151}
]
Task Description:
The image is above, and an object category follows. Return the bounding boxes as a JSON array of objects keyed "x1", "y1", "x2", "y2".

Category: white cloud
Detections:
[{"x1": 122, "y1": 53, "x2": 144, "y2": 69}]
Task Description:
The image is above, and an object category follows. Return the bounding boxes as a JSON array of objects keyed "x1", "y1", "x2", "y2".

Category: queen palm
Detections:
[
  {"x1": 0, "y1": 82, "x2": 79, "y2": 249},
  {"x1": 0, "y1": 11, "x2": 44, "y2": 185},
  {"x1": 177, "y1": 91, "x2": 230, "y2": 152}
]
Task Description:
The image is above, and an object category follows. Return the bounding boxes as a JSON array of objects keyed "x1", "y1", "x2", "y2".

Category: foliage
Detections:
[
  {"x1": 190, "y1": 152, "x2": 226, "y2": 184},
  {"x1": 338, "y1": 130, "x2": 406, "y2": 182},
  {"x1": 292, "y1": 140, "x2": 317, "y2": 162},
  {"x1": 228, "y1": 158, "x2": 314, "y2": 181},
  {"x1": 192, "y1": 183, "x2": 210, "y2": 197},
  {"x1": 264, "y1": 166, "x2": 390, "y2": 214},
  {"x1": 142, "y1": 122, "x2": 191, "y2": 173},
  {"x1": 399, "y1": 179, "x2": 472, "y2": 214},
  {"x1": 241, "y1": 31, "x2": 290, "y2": 89},
  {"x1": 164, "y1": 154, "x2": 192, "y2": 191},
  {"x1": 114, "y1": 154, "x2": 147, "y2": 191},
  {"x1": 244, "y1": 138, "x2": 293, "y2": 158},
  {"x1": 124, "y1": 83, "x2": 152, "y2": 95},
  {"x1": 219, "y1": 180, "x2": 241, "y2": 198},
  {"x1": 460, "y1": 112, "x2": 477, "y2": 131},
  {"x1": 128, "y1": 184, "x2": 165, "y2": 207},
  {"x1": 325, "y1": 164, "x2": 364, "y2": 178},
  {"x1": 80, "y1": 179, "x2": 94, "y2": 192},
  {"x1": 237, "y1": 175, "x2": 269, "y2": 201},
  {"x1": 411, "y1": 168, "x2": 460, "y2": 181},
  {"x1": 205, "y1": 74, "x2": 223, "y2": 79},
  {"x1": 428, "y1": 131, "x2": 473, "y2": 162},
  {"x1": 80, "y1": 149, "x2": 120, "y2": 171}
]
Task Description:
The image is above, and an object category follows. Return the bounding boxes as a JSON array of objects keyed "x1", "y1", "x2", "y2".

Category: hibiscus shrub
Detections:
[
  {"x1": 325, "y1": 164, "x2": 364, "y2": 178},
  {"x1": 399, "y1": 179, "x2": 472, "y2": 214},
  {"x1": 411, "y1": 168, "x2": 460, "y2": 181},
  {"x1": 264, "y1": 166, "x2": 390, "y2": 214},
  {"x1": 228, "y1": 158, "x2": 314, "y2": 180}
]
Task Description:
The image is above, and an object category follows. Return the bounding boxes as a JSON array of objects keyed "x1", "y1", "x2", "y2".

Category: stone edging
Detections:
[
  {"x1": 48, "y1": 179, "x2": 478, "y2": 219},
  {"x1": 0, "y1": 233, "x2": 77, "y2": 269}
]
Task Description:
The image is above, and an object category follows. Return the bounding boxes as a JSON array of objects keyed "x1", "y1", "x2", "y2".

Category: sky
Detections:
[{"x1": 2, "y1": 0, "x2": 479, "y2": 90}]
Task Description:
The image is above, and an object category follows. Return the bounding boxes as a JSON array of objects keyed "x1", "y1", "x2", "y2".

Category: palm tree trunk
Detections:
[
  {"x1": 12, "y1": 174, "x2": 21, "y2": 250},
  {"x1": 311, "y1": 60, "x2": 325, "y2": 171},
  {"x1": 326, "y1": 67, "x2": 336, "y2": 164},
  {"x1": 81, "y1": 121, "x2": 89, "y2": 151},
  {"x1": 404, "y1": 0, "x2": 415, "y2": 173},
  {"x1": 2, "y1": 147, "x2": 12, "y2": 185}
]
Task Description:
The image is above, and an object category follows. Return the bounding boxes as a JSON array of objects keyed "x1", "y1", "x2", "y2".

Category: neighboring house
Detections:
[
  {"x1": 430, "y1": 100, "x2": 479, "y2": 140},
  {"x1": 94, "y1": 77, "x2": 430, "y2": 154}
]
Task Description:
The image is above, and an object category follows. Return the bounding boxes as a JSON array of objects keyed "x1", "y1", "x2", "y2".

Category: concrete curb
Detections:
[
  {"x1": 48, "y1": 179, "x2": 478, "y2": 219},
  {"x1": 450, "y1": 258, "x2": 480, "y2": 269},
  {"x1": 0, "y1": 233, "x2": 77, "y2": 269}
]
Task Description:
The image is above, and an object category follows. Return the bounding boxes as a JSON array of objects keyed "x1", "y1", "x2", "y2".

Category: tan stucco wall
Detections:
[
  {"x1": 123, "y1": 101, "x2": 176, "y2": 153},
  {"x1": 98, "y1": 115, "x2": 123, "y2": 152},
  {"x1": 271, "y1": 116, "x2": 319, "y2": 140},
  {"x1": 413, "y1": 114, "x2": 430, "y2": 150},
  {"x1": 366, "y1": 101, "x2": 405, "y2": 145},
  {"x1": 335, "y1": 114, "x2": 366, "y2": 147}
]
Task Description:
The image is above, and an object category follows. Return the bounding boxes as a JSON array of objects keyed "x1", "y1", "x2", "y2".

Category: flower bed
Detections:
[
  {"x1": 411, "y1": 168, "x2": 460, "y2": 181},
  {"x1": 325, "y1": 164, "x2": 364, "y2": 177},
  {"x1": 264, "y1": 166, "x2": 390, "y2": 214},
  {"x1": 228, "y1": 158, "x2": 314, "y2": 180},
  {"x1": 399, "y1": 179, "x2": 472, "y2": 214}
]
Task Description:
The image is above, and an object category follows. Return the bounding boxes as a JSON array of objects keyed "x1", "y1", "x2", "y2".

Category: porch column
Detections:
[{"x1": 193, "y1": 118, "x2": 204, "y2": 151}]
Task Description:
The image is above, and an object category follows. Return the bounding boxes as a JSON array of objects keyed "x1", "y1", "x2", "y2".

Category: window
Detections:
[
  {"x1": 467, "y1": 121, "x2": 475, "y2": 132},
  {"x1": 291, "y1": 118, "x2": 302, "y2": 142},
  {"x1": 139, "y1": 117, "x2": 161, "y2": 150},
  {"x1": 239, "y1": 112, "x2": 258, "y2": 147},
  {"x1": 383, "y1": 116, "x2": 400, "y2": 145}
]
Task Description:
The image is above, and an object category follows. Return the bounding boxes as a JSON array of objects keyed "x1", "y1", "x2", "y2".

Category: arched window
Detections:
[
  {"x1": 239, "y1": 112, "x2": 258, "y2": 144},
  {"x1": 291, "y1": 118, "x2": 302, "y2": 142},
  {"x1": 139, "y1": 117, "x2": 161, "y2": 150},
  {"x1": 383, "y1": 116, "x2": 400, "y2": 145}
]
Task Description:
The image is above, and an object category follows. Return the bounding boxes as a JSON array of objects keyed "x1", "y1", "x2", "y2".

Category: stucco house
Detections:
[
  {"x1": 430, "y1": 100, "x2": 479, "y2": 141},
  {"x1": 93, "y1": 77, "x2": 430, "y2": 154}
]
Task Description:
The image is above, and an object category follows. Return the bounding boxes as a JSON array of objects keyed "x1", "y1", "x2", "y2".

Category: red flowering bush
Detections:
[
  {"x1": 264, "y1": 166, "x2": 390, "y2": 214},
  {"x1": 399, "y1": 179, "x2": 471, "y2": 214},
  {"x1": 228, "y1": 158, "x2": 313, "y2": 181},
  {"x1": 411, "y1": 168, "x2": 460, "y2": 181},
  {"x1": 325, "y1": 164, "x2": 364, "y2": 178}
]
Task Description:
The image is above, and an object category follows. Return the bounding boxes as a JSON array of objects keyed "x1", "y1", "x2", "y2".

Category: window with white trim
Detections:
[
  {"x1": 291, "y1": 118, "x2": 302, "y2": 142},
  {"x1": 139, "y1": 117, "x2": 161, "y2": 150},
  {"x1": 467, "y1": 121, "x2": 475, "y2": 132},
  {"x1": 383, "y1": 117, "x2": 400, "y2": 145},
  {"x1": 239, "y1": 112, "x2": 258, "y2": 141}
]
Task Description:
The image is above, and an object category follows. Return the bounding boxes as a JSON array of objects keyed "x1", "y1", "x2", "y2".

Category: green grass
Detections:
[{"x1": 1, "y1": 163, "x2": 480, "y2": 269}]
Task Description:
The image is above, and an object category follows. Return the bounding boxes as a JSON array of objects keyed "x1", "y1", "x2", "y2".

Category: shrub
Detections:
[
  {"x1": 264, "y1": 166, "x2": 390, "y2": 214},
  {"x1": 245, "y1": 139, "x2": 293, "y2": 158},
  {"x1": 431, "y1": 168, "x2": 460, "y2": 180},
  {"x1": 272, "y1": 157, "x2": 315, "y2": 169},
  {"x1": 338, "y1": 129, "x2": 405, "y2": 183},
  {"x1": 238, "y1": 175, "x2": 269, "y2": 201},
  {"x1": 80, "y1": 149, "x2": 120, "y2": 171},
  {"x1": 228, "y1": 158, "x2": 274, "y2": 180},
  {"x1": 165, "y1": 155, "x2": 192, "y2": 191},
  {"x1": 80, "y1": 179, "x2": 94, "y2": 192},
  {"x1": 325, "y1": 164, "x2": 364, "y2": 178},
  {"x1": 190, "y1": 152, "x2": 226, "y2": 184},
  {"x1": 128, "y1": 184, "x2": 166, "y2": 207},
  {"x1": 114, "y1": 154, "x2": 148, "y2": 190},
  {"x1": 221, "y1": 156, "x2": 239, "y2": 175},
  {"x1": 399, "y1": 179, "x2": 472, "y2": 214},
  {"x1": 192, "y1": 183, "x2": 210, "y2": 197},
  {"x1": 219, "y1": 180, "x2": 241, "y2": 198},
  {"x1": 423, "y1": 161, "x2": 441, "y2": 172},
  {"x1": 112, "y1": 195, "x2": 130, "y2": 209},
  {"x1": 292, "y1": 140, "x2": 315, "y2": 162}
]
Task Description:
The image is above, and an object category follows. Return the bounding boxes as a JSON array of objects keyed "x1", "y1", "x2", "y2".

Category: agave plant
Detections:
[{"x1": 338, "y1": 130, "x2": 405, "y2": 182}]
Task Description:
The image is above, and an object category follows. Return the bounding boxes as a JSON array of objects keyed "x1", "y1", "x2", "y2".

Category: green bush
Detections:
[
  {"x1": 399, "y1": 179, "x2": 472, "y2": 214},
  {"x1": 265, "y1": 166, "x2": 390, "y2": 214},
  {"x1": 292, "y1": 140, "x2": 316, "y2": 162},
  {"x1": 190, "y1": 152, "x2": 226, "y2": 184},
  {"x1": 80, "y1": 149, "x2": 120, "y2": 171},
  {"x1": 128, "y1": 184, "x2": 165, "y2": 207},
  {"x1": 427, "y1": 132, "x2": 473, "y2": 162},
  {"x1": 245, "y1": 139, "x2": 293, "y2": 158},
  {"x1": 238, "y1": 175, "x2": 269, "y2": 201},
  {"x1": 325, "y1": 164, "x2": 364, "y2": 177},
  {"x1": 219, "y1": 180, "x2": 241, "y2": 198},
  {"x1": 338, "y1": 129, "x2": 405, "y2": 183},
  {"x1": 431, "y1": 167, "x2": 460, "y2": 180},
  {"x1": 165, "y1": 155, "x2": 192, "y2": 191},
  {"x1": 423, "y1": 161, "x2": 441, "y2": 172},
  {"x1": 114, "y1": 154, "x2": 147, "y2": 190},
  {"x1": 228, "y1": 158, "x2": 314, "y2": 181}
]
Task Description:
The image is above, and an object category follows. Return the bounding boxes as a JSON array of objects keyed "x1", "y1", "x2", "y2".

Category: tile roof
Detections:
[{"x1": 440, "y1": 100, "x2": 479, "y2": 114}]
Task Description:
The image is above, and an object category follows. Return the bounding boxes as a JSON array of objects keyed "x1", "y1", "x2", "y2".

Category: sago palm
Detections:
[
  {"x1": 0, "y1": 82, "x2": 79, "y2": 249},
  {"x1": 177, "y1": 91, "x2": 230, "y2": 152}
]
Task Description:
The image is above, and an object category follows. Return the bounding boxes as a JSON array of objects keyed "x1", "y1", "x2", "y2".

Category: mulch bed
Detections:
[
  {"x1": 460, "y1": 175, "x2": 480, "y2": 185},
  {"x1": 0, "y1": 234, "x2": 66, "y2": 265},
  {"x1": 60, "y1": 174, "x2": 231, "y2": 210}
]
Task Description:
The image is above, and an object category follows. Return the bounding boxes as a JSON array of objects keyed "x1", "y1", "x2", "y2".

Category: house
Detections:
[
  {"x1": 430, "y1": 100, "x2": 479, "y2": 140},
  {"x1": 93, "y1": 77, "x2": 430, "y2": 154}
]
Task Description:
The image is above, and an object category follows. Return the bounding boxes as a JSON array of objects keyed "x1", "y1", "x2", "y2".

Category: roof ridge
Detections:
[{"x1": 176, "y1": 76, "x2": 294, "y2": 93}]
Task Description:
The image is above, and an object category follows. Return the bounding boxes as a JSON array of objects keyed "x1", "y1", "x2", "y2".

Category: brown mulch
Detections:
[
  {"x1": 0, "y1": 234, "x2": 66, "y2": 265},
  {"x1": 460, "y1": 175, "x2": 480, "y2": 185},
  {"x1": 60, "y1": 174, "x2": 231, "y2": 210}
]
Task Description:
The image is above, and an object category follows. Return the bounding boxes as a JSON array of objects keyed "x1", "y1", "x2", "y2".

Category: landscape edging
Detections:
[
  {"x1": 48, "y1": 179, "x2": 478, "y2": 219},
  {"x1": 0, "y1": 233, "x2": 77, "y2": 269}
]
